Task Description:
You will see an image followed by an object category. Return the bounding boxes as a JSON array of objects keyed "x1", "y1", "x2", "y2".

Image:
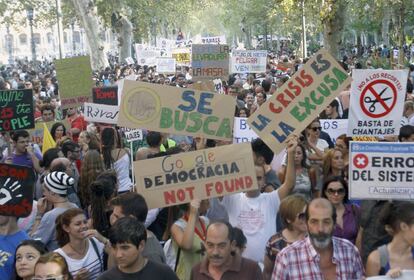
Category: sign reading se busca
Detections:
[
  {"x1": 117, "y1": 81, "x2": 235, "y2": 140},
  {"x1": 0, "y1": 89, "x2": 34, "y2": 132},
  {"x1": 0, "y1": 163, "x2": 36, "y2": 218}
]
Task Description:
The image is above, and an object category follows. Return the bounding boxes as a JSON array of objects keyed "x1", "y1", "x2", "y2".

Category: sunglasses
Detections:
[
  {"x1": 326, "y1": 188, "x2": 345, "y2": 195},
  {"x1": 310, "y1": 127, "x2": 322, "y2": 131},
  {"x1": 296, "y1": 212, "x2": 306, "y2": 220}
]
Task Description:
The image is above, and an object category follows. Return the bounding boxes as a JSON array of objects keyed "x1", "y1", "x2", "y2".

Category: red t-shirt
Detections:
[{"x1": 68, "y1": 115, "x2": 87, "y2": 142}]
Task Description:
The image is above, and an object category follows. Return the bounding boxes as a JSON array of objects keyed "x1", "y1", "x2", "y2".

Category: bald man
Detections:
[{"x1": 272, "y1": 198, "x2": 364, "y2": 280}]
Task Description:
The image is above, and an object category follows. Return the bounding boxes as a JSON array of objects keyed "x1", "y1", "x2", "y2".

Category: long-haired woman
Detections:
[
  {"x1": 101, "y1": 127, "x2": 132, "y2": 193},
  {"x1": 78, "y1": 150, "x2": 105, "y2": 208},
  {"x1": 55, "y1": 208, "x2": 109, "y2": 280}
]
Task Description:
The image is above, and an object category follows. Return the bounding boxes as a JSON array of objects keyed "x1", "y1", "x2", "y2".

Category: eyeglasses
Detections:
[
  {"x1": 32, "y1": 276, "x2": 64, "y2": 280},
  {"x1": 326, "y1": 188, "x2": 345, "y2": 195},
  {"x1": 310, "y1": 127, "x2": 322, "y2": 131},
  {"x1": 296, "y1": 212, "x2": 306, "y2": 220}
]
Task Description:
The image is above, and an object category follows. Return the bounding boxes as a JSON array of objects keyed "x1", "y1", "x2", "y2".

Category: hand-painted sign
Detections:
[
  {"x1": 84, "y1": 102, "x2": 119, "y2": 124},
  {"x1": 172, "y1": 48, "x2": 191, "y2": 66},
  {"x1": 0, "y1": 89, "x2": 34, "y2": 131},
  {"x1": 348, "y1": 69, "x2": 407, "y2": 137},
  {"x1": 320, "y1": 119, "x2": 348, "y2": 144},
  {"x1": 55, "y1": 56, "x2": 94, "y2": 109},
  {"x1": 0, "y1": 163, "x2": 35, "y2": 217},
  {"x1": 233, "y1": 117, "x2": 258, "y2": 143},
  {"x1": 135, "y1": 48, "x2": 161, "y2": 65},
  {"x1": 134, "y1": 143, "x2": 258, "y2": 208},
  {"x1": 201, "y1": 35, "x2": 226, "y2": 44},
  {"x1": 117, "y1": 80, "x2": 235, "y2": 140},
  {"x1": 231, "y1": 50, "x2": 267, "y2": 73},
  {"x1": 192, "y1": 44, "x2": 229, "y2": 81},
  {"x1": 92, "y1": 86, "x2": 118, "y2": 106},
  {"x1": 120, "y1": 127, "x2": 143, "y2": 142},
  {"x1": 247, "y1": 49, "x2": 351, "y2": 155},
  {"x1": 349, "y1": 141, "x2": 414, "y2": 200},
  {"x1": 156, "y1": 58, "x2": 176, "y2": 73}
]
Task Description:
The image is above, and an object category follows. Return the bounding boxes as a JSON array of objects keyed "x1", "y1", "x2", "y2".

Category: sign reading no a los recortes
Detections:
[
  {"x1": 0, "y1": 89, "x2": 34, "y2": 132},
  {"x1": 247, "y1": 49, "x2": 351, "y2": 155},
  {"x1": 134, "y1": 143, "x2": 258, "y2": 209},
  {"x1": 192, "y1": 44, "x2": 229, "y2": 81},
  {"x1": 348, "y1": 70, "x2": 407, "y2": 137},
  {"x1": 349, "y1": 142, "x2": 414, "y2": 200}
]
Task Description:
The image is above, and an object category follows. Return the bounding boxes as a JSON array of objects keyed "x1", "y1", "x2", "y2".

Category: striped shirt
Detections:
[{"x1": 272, "y1": 236, "x2": 364, "y2": 280}]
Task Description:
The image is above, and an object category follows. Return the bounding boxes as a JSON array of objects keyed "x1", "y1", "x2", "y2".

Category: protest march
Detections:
[{"x1": 1, "y1": 2, "x2": 414, "y2": 280}]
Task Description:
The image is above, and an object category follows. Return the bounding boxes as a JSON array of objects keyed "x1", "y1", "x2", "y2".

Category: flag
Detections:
[{"x1": 42, "y1": 123, "x2": 56, "y2": 154}]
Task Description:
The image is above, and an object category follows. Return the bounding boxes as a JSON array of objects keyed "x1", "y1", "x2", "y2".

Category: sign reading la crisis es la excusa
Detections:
[{"x1": 349, "y1": 141, "x2": 414, "y2": 200}]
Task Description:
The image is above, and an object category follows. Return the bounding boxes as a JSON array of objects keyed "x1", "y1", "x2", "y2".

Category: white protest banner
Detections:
[
  {"x1": 233, "y1": 117, "x2": 258, "y2": 143},
  {"x1": 201, "y1": 35, "x2": 226, "y2": 44},
  {"x1": 135, "y1": 47, "x2": 160, "y2": 65},
  {"x1": 84, "y1": 102, "x2": 119, "y2": 124},
  {"x1": 156, "y1": 58, "x2": 176, "y2": 73},
  {"x1": 125, "y1": 57, "x2": 134, "y2": 65},
  {"x1": 134, "y1": 142, "x2": 258, "y2": 208},
  {"x1": 247, "y1": 49, "x2": 352, "y2": 155},
  {"x1": 320, "y1": 119, "x2": 348, "y2": 144},
  {"x1": 349, "y1": 141, "x2": 414, "y2": 200},
  {"x1": 192, "y1": 44, "x2": 230, "y2": 81},
  {"x1": 231, "y1": 50, "x2": 267, "y2": 73},
  {"x1": 120, "y1": 127, "x2": 143, "y2": 142},
  {"x1": 213, "y1": 79, "x2": 225, "y2": 94},
  {"x1": 348, "y1": 69, "x2": 407, "y2": 137}
]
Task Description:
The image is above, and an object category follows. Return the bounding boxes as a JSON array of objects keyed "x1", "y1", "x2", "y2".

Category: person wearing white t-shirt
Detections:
[{"x1": 220, "y1": 136, "x2": 298, "y2": 264}]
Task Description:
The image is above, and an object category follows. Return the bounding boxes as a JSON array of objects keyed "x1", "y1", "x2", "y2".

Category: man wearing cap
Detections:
[{"x1": 31, "y1": 171, "x2": 78, "y2": 250}]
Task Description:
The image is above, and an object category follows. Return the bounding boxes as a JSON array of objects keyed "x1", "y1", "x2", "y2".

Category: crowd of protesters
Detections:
[{"x1": 0, "y1": 48, "x2": 414, "y2": 280}]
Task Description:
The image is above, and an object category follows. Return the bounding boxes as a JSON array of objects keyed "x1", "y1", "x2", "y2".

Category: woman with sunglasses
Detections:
[
  {"x1": 33, "y1": 252, "x2": 73, "y2": 280},
  {"x1": 263, "y1": 195, "x2": 308, "y2": 280},
  {"x1": 321, "y1": 176, "x2": 362, "y2": 251},
  {"x1": 14, "y1": 240, "x2": 48, "y2": 280},
  {"x1": 304, "y1": 119, "x2": 329, "y2": 162}
]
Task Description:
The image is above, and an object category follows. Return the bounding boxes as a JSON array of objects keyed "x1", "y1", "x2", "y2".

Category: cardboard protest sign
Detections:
[
  {"x1": 55, "y1": 56, "x2": 94, "y2": 109},
  {"x1": 191, "y1": 44, "x2": 229, "y2": 81},
  {"x1": 84, "y1": 102, "x2": 119, "y2": 124},
  {"x1": 231, "y1": 50, "x2": 267, "y2": 73},
  {"x1": 117, "y1": 80, "x2": 235, "y2": 140},
  {"x1": 156, "y1": 58, "x2": 176, "y2": 73},
  {"x1": 349, "y1": 141, "x2": 414, "y2": 200},
  {"x1": 135, "y1": 48, "x2": 160, "y2": 65},
  {"x1": 172, "y1": 48, "x2": 191, "y2": 66},
  {"x1": 92, "y1": 86, "x2": 118, "y2": 106},
  {"x1": 233, "y1": 117, "x2": 259, "y2": 143},
  {"x1": 0, "y1": 89, "x2": 34, "y2": 131},
  {"x1": 247, "y1": 49, "x2": 352, "y2": 155},
  {"x1": 28, "y1": 120, "x2": 69, "y2": 146},
  {"x1": 347, "y1": 69, "x2": 407, "y2": 137},
  {"x1": 120, "y1": 127, "x2": 143, "y2": 142},
  {"x1": 0, "y1": 163, "x2": 36, "y2": 217},
  {"x1": 320, "y1": 119, "x2": 348, "y2": 144},
  {"x1": 134, "y1": 142, "x2": 258, "y2": 208},
  {"x1": 125, "y1": 57, "x2": 134, "y2": 65},
  {"x1": 201, "y1": 35, "x2": 226, "y2": 44}
]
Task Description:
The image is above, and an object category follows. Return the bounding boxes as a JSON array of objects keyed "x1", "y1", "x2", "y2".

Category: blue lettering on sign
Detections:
[{"x1": 178, "y1": 91, "x2": 213, "y2": 115}]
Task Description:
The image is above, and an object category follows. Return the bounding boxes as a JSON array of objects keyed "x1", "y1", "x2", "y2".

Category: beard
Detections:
[{"x1": 309, "y1": 232, "x2": 332, "y2": 249}]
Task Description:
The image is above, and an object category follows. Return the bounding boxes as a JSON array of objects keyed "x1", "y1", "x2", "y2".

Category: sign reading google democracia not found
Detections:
[
  {"x1": 117, "y1": 81, "x2": 235, "y2": 141},
  {"x1": 247, "y1": 49, "x2": 352, "y2": 155},
  {"x1": 349, "y1": 142, "x2": 414, "y2": 200}
]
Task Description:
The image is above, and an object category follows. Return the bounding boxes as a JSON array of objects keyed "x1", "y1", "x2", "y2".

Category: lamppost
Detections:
[
  {"x1": 26, "y1": 7, "x2": 36, "y2": 62},
  {"x1": 5, "y1": 21, "x2": 13, "y2": 65}
]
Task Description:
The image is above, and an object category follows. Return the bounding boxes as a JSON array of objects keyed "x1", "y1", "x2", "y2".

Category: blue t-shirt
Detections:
[{"x1": 0, "y1": 230, "x2": 29, "y2": 279}]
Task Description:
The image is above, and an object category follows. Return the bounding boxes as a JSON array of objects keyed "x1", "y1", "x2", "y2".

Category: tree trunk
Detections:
[
  {"x1": 118, "y1": 15, "x2": 133, "y2": 62},
  {"x1": 322, "y1": 0, "x2": 347, "y2": 59},
  {"x1": 70, "y1": 0, "x2": 109, "y2": 70},
  {"x1": 397, "y1": 1, "x2": 405, "y2": 67},
  {"x1": 382, "y1": 6, "x2": 391, "y2": 46}
]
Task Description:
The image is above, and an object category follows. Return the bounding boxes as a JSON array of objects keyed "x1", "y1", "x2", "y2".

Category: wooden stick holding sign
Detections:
[{"x1": 133, "y1": 142, "x2": 258, "y2": 209}]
